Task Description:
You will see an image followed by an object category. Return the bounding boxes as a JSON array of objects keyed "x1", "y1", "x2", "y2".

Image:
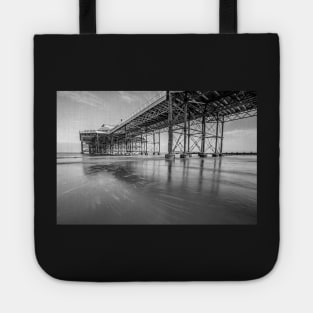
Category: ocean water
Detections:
[{"x1": 57, "y1": 154, "x2": 257, "y2": 225}]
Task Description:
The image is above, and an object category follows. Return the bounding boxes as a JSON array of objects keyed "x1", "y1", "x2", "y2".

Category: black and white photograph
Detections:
[{"x1": 57, "y1": 91, "x2": 257, "y2": 225}]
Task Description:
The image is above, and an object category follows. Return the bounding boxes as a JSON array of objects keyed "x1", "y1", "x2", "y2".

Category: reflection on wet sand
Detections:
[{"x1": 57, "y1": 155, "x2": 257, "y2": 225}]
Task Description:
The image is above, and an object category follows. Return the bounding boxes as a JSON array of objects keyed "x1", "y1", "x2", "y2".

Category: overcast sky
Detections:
[{"x1": 57, "y1": 91, "x2": 256, "y2": 153}]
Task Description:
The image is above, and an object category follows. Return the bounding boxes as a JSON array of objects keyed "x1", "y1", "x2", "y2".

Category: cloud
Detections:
[
  {"x1": 224, "y1": 129, "x2": 257, "y2": 137},
  {"x1": 223, "y1": 128, "x2": 257, "y2": 152},
  {"x1": 117, "y1": 91, "x2": 134, "y2": 103},
  {"x1": 58, "y1": 91, "x2": 105, "y2": 108}
]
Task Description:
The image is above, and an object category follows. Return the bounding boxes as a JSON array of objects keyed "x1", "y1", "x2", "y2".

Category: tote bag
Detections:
[{"x1": 34, "y1": 0, "x2": 279, "y2": 281}]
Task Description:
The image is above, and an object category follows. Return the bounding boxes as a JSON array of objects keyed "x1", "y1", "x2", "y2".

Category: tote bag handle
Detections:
[{"x1": 79, "y1": 0, "x2": 237, "y2": 34}]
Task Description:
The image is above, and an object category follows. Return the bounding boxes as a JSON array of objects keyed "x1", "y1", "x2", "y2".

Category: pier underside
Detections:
[{"x1": 79, "y1": 91, "x2": 257, "y2": 157}]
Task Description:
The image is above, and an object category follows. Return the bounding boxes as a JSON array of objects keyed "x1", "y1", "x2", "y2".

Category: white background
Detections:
[{"x1": 1, "y1": 0, "x2": 313, "y2": 312}]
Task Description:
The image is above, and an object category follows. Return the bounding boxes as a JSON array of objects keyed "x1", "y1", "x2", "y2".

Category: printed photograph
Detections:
[{"x1": 57, "y1": 91, "x2": 257, "y2": 225}]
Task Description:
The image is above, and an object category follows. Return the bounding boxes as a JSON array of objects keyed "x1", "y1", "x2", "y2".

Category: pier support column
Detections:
[
  {"x1": 110, "y1": 136, "x2": 114, "y2": 155},
  {"x1": 96, "y1": 134, "x2": 99, "y2": 154},
  {"x1": 153, "y1": 131, "x2": 156, "y2": 155},
  {"x1": 187, "y1": 112, "x2": 191, "y2": 157},
  {"x1": 81, "y1": 141, "x2": 84, "y2": 154},
  {"x1": 165, "y1": 91, "x2": 175, "y2": 159},
  {"x1": 145, "y1": 132, "x2": 148, "y2": 155},
  {"x1": 180, "y1": 93, "x2": 188, "y2": 159},
  {"x1": 140, "y1": 134, "x2": 143, "y2": 155},
  {"x1": 158, "y1": 130, "x2": 161, "y2": 155},
  {"x1": 219, "y1": 115, "x2": 224, "y2": 156},
  {"x1": 124, "y1": 125, "x2": 128, "y2": 155},
  {"x1": 213, "y1": 113, "x2": 220, "y2": 157},
  {"x1": 199, "y1": 105, "x2": 208, "y2": 158}
]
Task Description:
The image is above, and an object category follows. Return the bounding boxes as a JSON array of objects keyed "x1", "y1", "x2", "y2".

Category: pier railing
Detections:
[{"x1": 109, "y1": 91, "x2": 167, "y2": 134}]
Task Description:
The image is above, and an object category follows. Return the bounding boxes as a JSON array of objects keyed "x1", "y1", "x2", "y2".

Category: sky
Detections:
[{"x1": 57, "y1": 91, "x2": 257, "y2": 153}]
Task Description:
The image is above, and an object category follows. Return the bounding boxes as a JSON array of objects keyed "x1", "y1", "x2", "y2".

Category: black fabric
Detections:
[
  {"x1": 79, "y1": 0, "x2": 96, "y2": 34},
  {"x1": 34, "y1": 0, "x2": 278, "y2": 282},
  {"x1": 220, "y1": 0, "x2": 237, "y2": 33},
  {"x1": 34, "y1": 34, "x2": 279, "y2": 281},
  {"x1": 79, "y1": 0, "x2": 237, "y2": 34}
]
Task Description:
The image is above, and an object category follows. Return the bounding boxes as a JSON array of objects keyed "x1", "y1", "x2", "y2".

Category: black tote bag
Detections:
[{"x1": 34, "y1": 0, "x2": 279, "y2": 281}]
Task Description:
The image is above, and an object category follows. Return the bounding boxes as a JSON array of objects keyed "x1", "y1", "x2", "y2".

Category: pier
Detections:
[{"x1": 79, "y1": 91, "x2": 257, "y2": 158}]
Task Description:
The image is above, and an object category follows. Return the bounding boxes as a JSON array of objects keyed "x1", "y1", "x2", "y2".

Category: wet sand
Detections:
[{"x1": 57, "y1": 154, "x2": 257, "y2": 224}]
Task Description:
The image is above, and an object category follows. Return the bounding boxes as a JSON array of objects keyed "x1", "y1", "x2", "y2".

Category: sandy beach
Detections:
[{"x1": 57, "y1": 154, "x2": 257, "y2": 225}]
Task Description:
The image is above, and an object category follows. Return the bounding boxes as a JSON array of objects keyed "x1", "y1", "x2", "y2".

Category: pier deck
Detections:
[{"x1": 79, "y1": 91, "x2": 257, "y2": 157}]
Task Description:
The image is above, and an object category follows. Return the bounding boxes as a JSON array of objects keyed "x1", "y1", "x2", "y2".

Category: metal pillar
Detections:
[
  {"x1": 220, "y1": 115, "x2": 224, "y2": 156},
  {"x1": 187, "y1": 112, "x2": 191, "y2": 155},
  {"x1": 165, "y1": 91, "x2": 175, "y2": 159},
  {"x1": 199, "y1": 105, "x2": 207, "y2": 157},
  {"x1": 213, "y1": 113, "x2": 219, "y2": 157},
  {"x1": 140, "y1": 134, "x2": 143, "y2": 155},
  {"x1": 124, "y1": 125, "x2": 128, "y2": 155},
  {"x1": 158, "y1": 130, "x2": 161, "y2": 155},
  {"x1": 106, "y1": 138, "x2": 109, "y2": 154},
  {"x1": 145, "y1": 132, "x2": 148, "y2": 155},
  {"x1": 181, "y1": 93, "x2": 188, "y2": 158},
  {"x1": 81, "y1": 141, "x2": 84, "y2": 154},
  {"x1": 153, "y1": 131, "x2": 156, "y2": 155}
]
